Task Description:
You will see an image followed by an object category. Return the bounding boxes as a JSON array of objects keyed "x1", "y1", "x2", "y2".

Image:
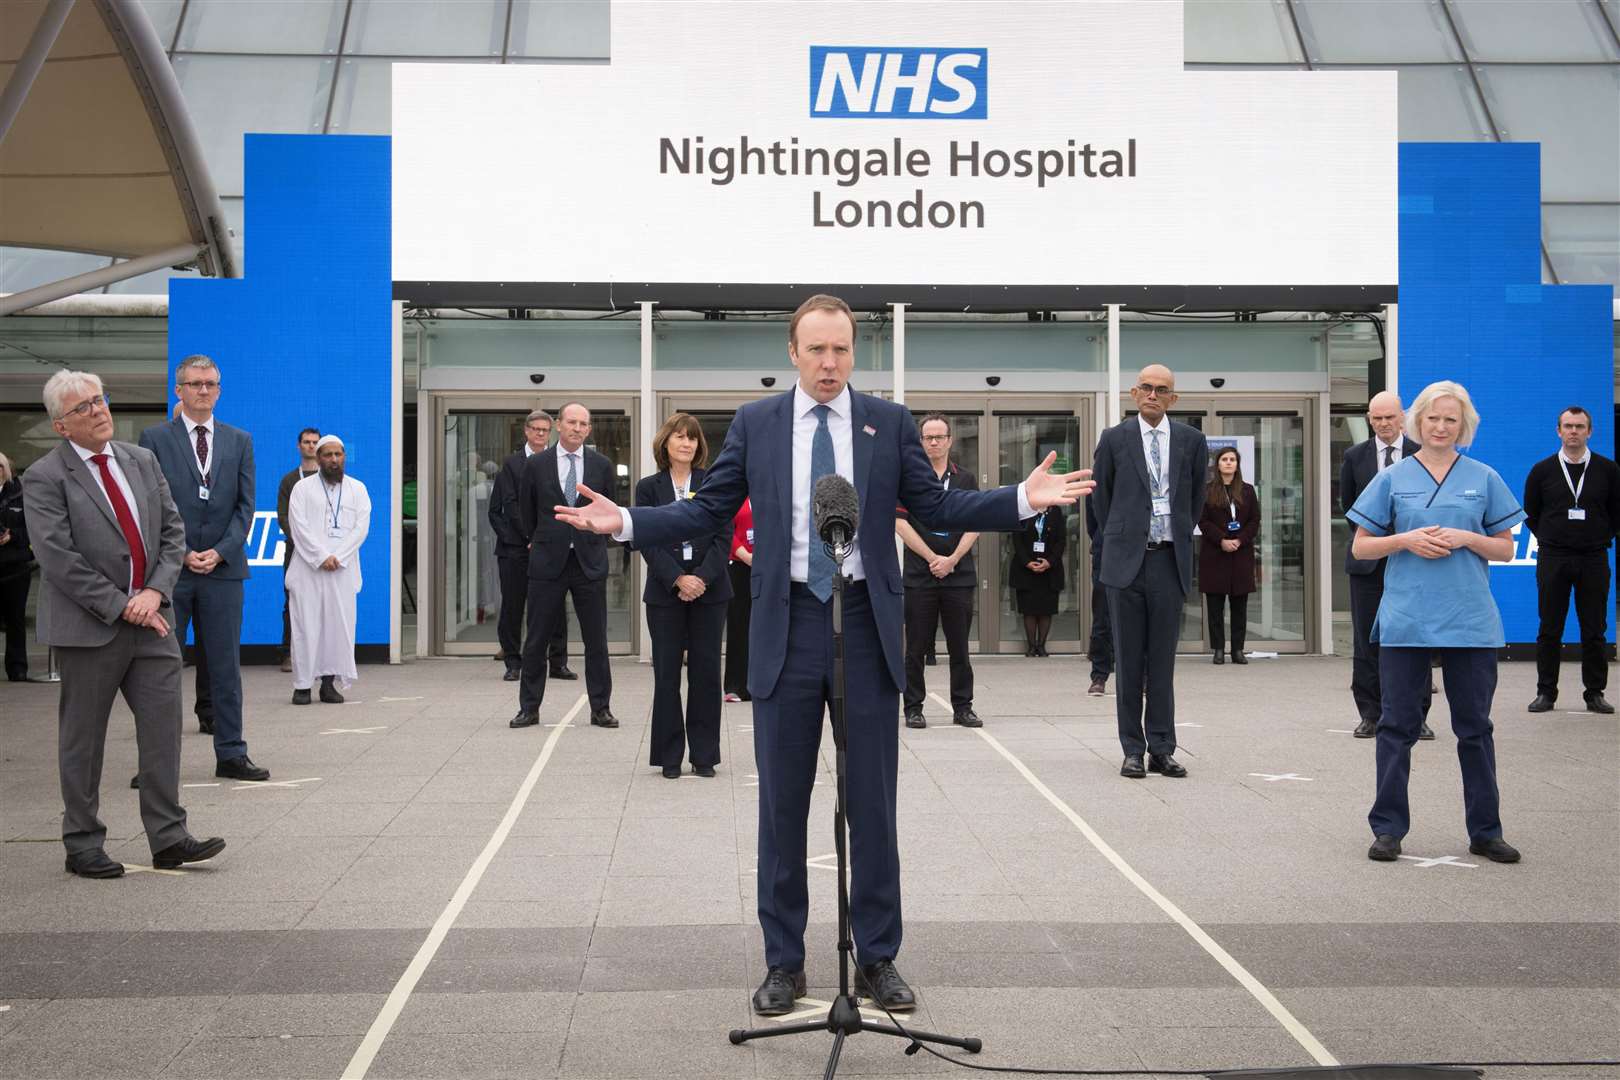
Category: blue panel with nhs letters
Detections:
[
  {"x1": 167, "y1": 134, "x2": 392, "y2": 647},
  {"x1": 1398, "y1": 142, "x2": 1616, "y2": 645},
  {"x1": 809, "y1": 46, "x2": 988, "y2": 119}
]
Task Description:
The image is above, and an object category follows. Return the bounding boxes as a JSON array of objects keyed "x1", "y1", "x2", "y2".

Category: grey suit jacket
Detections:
[
  {"x1": 21, "y1": 439, "x2": 186, "y2": 647},
  {"x1": 1091, "y1": 417, "x2": 1209, "y2": 595}
]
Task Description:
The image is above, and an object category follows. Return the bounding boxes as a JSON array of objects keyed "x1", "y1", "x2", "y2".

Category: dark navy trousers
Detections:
[
  {"x1": 753, "y1": 581, "x2": 901, "y2": 973},
  {"x1": 171, "y1": 574, "x2": 247, "y2": 761},
  {"x1": 1371, "y1": 646, "x2": 1503, "y2": 842}
]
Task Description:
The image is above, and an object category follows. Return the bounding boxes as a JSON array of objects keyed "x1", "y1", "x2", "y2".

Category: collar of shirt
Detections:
[
  {"x1": 1137, "y1": 414, "x2": 1167, "y2": 436},
  {"x1": 182, "y1": 414, "x2": 216, "y2": 439},
  {"x1": 70, "y1": 440, "x2": 107, "y2": 463},
  {"x1": 524, "y1": 445, "x2": 536, "y2": 457},
  {"x1": 794, "y1": 382, "x2": 851, "y2": 423},
  {"x1": 1560, "y1": 447, "x2": 1592, "y2": 466},
  {"x1": 1377, "y1": 437, "x2": 1402, "y2": 455}
]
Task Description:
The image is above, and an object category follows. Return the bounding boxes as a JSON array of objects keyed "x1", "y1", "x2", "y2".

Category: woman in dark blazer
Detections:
[
  {"x1": 635, "y1": 413, "x2": 733, "y2": 778},
  {"x1": 0, "y1": 452, "x2": 32, "y2": 681},
  {"x1": 1198, "y1": 446, "x2": 1260, "y2": 665},
  {"x1": 1008, "y1": 507, "x2": 1067, "y2": 656}
]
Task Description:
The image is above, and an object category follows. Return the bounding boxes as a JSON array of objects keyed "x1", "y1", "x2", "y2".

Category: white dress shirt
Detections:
[
  {"x1": 1375, "y1": 437, "x2": 1404, "y2": 473},
  {"x1": 1138, "y1": 414, "x2": 1170, "y2": 492},
  {"x1": 556, "y1": 443, "x2": 586, "y2": 549},
  {"x1": 71, "y1": 440, "x2": 143, "y2": 593},
  {"x1": 181, "y1": 412, "x2": 217, "y2": 482}
]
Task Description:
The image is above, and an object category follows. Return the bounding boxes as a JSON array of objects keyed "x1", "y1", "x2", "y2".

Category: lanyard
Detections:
[
  {"x1": 1033, "y1": 512, "x2": 1046, "y2": 539},
  {"x1": 1228, "y1": 493, "x2": 1239, "y2": 520},
  {"x1": 1558, "y1": 453, "x2": 1589, "y2": 507},
  {"x1": 323, "y1": 480, "x2": 344, "y2": 530}
]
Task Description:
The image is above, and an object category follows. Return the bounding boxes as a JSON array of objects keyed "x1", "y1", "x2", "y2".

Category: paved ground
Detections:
[{"x1": 1, "y1": 654, "x2": 1616, "y2": 1080}]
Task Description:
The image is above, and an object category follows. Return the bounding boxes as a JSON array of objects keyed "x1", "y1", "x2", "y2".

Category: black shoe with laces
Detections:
[
  {"x1": 856, "y1": 959, "x2": 917, "y2": 1011},
  {"x1": 750, "y1": 968, "x2": 807, "y2": 1016},
  {"x1": 952, "y1": 708, "x2": 982, "y2": 728},
  {"x1": 1585, "y1": 693, "x2": 1615, "y2": 715},
  {"x1": 1368, "y1": 834, "x2": 1401, "y2": 861}
]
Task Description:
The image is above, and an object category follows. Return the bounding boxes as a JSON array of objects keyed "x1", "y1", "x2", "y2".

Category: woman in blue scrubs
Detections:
[{"x1": 1347, "y1": 381, "x2": 1524, "y2": 865}]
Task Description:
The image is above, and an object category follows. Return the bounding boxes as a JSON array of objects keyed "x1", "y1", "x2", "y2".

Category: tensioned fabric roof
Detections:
[{"x1": 0, "y1": 0, "x2": 234, "y2": 304}]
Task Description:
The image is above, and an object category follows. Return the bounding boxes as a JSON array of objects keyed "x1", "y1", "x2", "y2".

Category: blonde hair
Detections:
[
  {"x1": 42, "y1": 369, "x2": 104, "y2": 420},
  {"x1": 1406, "y1": 380, "x2": 1481, "y2": 447},
  {"x1": 0, "y1": 451, "x2": 12, "y2": 484}
]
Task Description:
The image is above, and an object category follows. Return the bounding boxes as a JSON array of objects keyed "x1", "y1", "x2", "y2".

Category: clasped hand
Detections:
[
  {"x1": 674, "y1": 574, "x2": 706, "y2": 601},
  {"x1": 928, "y1": 554, "x2": 957, "y2": 579},
  {"x1": 184, "y1": 549, "x2": 221, "y2": 574},
  {"x1": 1220, "y1": 538, "x2": 1241, "y2": 553},
  {"x1": 1404, "y1": 525, "x2": 1471, "y2": 559},
  {"x1": 121, "y1": 588, "x2": 170, "y2": 637}
]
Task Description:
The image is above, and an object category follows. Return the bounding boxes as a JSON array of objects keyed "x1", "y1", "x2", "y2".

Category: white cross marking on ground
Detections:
[
  {"x1": 543, "y1": 722, "x2": 576, "y2": 728},
  {"x1": 738, "y1": 725, "x2": 753, "y2": 733},
  {"x1": 1397, "y1": 854, "x2": 1478, "y2": 868},
  {"x1": 1180, "y1": 722, "x2": 1204, "y2": 728},
  {"x1": 122, "y1": 864, "x2": 187, "y2": 877},
  {"x1": 805, "y1": 852, "x2": 839, "y2": 872},
  {"x1": 319, "y1": 726, "x2": 387, "y2": 736},
  {"x1": 1326, "y1": 729, "x2": 1358, "y2": 734},
  {"x1": 744, "y1": 773, "x2": 822, "y2": 788},
  {"x1": 181, "y1": 782, "x2": 221, "y2": 788},
  {"x1": 1248, "y1": 772, "x2": 1314, "y2": 782},
  {"x1": 771, "y1": 996, "x2": 888, "y2": 1024},
  {"x1": 378, "y1": 696, "x2": 423, "y2": 702},
  {"x1": 232, "y1": 777, "x2": 322, "y2": 791}
]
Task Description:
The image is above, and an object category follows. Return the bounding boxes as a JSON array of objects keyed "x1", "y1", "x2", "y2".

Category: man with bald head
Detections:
[
  {"x1": 1341, "y1": 391, "x2": 1430, "y2": 739},
  {"x1": 1092, "y1": 364, "x2": 1208, "y2": 780}
]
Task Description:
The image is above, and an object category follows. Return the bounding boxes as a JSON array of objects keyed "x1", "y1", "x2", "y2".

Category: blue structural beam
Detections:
[
  {"x1": 168, "y1": 134, "x2": 393, "y2": 648},
  {"x1": 1398, "y1": 142, "x2": 1616, "y2": 645}
]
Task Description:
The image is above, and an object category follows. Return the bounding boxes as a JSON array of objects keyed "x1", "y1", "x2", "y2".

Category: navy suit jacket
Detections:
[
  {"x1": 138, "y1": 417, "x2": 255, "y2": 581},
  {"x1": 1340, "y1": 436, "x2": 1421, "y2": 575},
  {"x1": 1091, "y1": 418, "x2": 1208, "y2": 595},
  {"x1": 634, "y1": 468, "x2": 733, "y2": 607},
  {"x1": 521, "y1": 444, "x2": 614, "y2": 580},
  {"x1": 626, "y1": 389, "x2": 1020, "y2": 698}
]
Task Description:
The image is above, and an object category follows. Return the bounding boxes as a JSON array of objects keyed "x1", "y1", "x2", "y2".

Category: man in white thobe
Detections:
[{"x1": 286, "y1": 435, "x2": 371, "y2": 705}]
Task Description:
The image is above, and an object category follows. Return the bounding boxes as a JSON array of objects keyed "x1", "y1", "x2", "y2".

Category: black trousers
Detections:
[
  {"x1": 1107, "y1": 546, "x2": 1181, "y2": 757},
  {"x1": 498, "y1": 549, "x2": 566, "y2": 673},
  {"x1": 1349, "y1": 566, "x2": 1432, "y2": 724},
  {"x1": 1089, "y1": 552, "x2": 1113, "y2": 680},
  {"x1": 648, "y1": 599, "x2": 726, "y2": 768},
  {"x1": 1, "y1": 568, "x2": 29, "y2": 678},
  {"x1": 1205, "y1": 592, "x2": 1248, "y2": 655},
  {"x1": 724, "y1": 560, "x2": 751, "y2": 696},
  {"x1": 903, "y1": 584, "x2": 974, "y2": 710},
  {"x1": 1535, "y1": 551, "x2": 1611, "y2": 700},
  {"x1": 519, "y1": 552, "x2": 610, "y2": 714}
]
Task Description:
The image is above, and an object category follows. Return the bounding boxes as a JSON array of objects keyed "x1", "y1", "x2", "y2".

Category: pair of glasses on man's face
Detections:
[
  {"x1": 1135, "y1": 383, "x2": 1174, "y2": 398},
  {"x1": 62, "y1": 394, "x2": 111, "y2": 419},
  {"x1": 921, "y1": 435, "x2": 950, "y2": 443},
  {"x1": 179, "y1": 380, "x2": 220, "y2": 392}
]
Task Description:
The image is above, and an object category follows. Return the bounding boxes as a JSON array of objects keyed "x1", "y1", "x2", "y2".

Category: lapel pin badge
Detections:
[{"x1": 862, "y1": 425, "x2": 876, "y2": 437}]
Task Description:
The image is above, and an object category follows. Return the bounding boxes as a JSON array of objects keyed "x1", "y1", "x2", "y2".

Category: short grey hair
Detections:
[
  {"x1": 43, "y1": 369, "x2": 104, "y2": 420},
  {"x1": 526, "y1": 409, "x2": 553, "y2": 426},
  {"x1": 1406, "y1": 380, "x2": 1481, "y2": 447},
  {"x1": 175, "y1": 354, "x2": 218, "y2": 384}
]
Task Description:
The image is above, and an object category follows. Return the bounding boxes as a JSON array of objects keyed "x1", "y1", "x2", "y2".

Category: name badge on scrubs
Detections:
[
  {"x1": 197, "y1": 485, "x2": 210, "y2": 501},
  {"x1": 1569, "y1": 508, "x2": 1587, "y2": 521},
  {"x1": 1152, "y1": 496, "x2": 1171, "y2": 517},
  {"x1": 681, "y1": 542, "x2": 694, "y2": 560},
  {"x1": 1032, "y1": 541, "x2": 1047, "y2": 553}
]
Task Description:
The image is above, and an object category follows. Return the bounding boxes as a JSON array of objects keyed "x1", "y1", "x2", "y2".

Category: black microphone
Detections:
[{"x1": 813, "y1": 474, "x2": 859, "y2": 558}]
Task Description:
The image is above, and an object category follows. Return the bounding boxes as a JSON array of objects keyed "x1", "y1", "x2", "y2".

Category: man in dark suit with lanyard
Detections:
[
  {"x1": 1340, "y1": 390, "x2": 1431, "y2": 740},
  {"x1": 1091, "y1": 364, "x2": 1207, "y2": 781},
  {"x1": 553, "y1": 295, "x2": 1092, "y2": 1016},
  {"x1": 511, "y1": 402, "x2": 616, "y2": 729}
]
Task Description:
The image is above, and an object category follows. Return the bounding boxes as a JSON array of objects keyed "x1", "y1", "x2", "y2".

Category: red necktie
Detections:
[
  {"x1": 90, "y1": 453, "x2": 146, "y2": 591},
  {"x1": 195, "y1": 425, "x2": 209, "y2": 479}
]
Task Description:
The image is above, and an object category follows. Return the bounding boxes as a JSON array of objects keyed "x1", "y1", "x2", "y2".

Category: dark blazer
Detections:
[
  {"x1": 138, "y1": 417, "x2": 255, "y2": 581},
  {"x1": 625, "y1": 390, "x2": 1020, "y2": 698},
  {"x1": 0, "y1": 479, "x2": 30, "y2": 580},
  {"x1": 1198, "y1": 481, "x2": 1260, "y2": 596},
  {"x1": 488, "y1": 450, "x2": 531, "y2": 555},
  {"x1": 634, "y1": 469, "x2": 733, "y2": 606},
  {"x1": 1340, "y1": 436, "x2": 1420, "y2": 575},
  {"x1": 520, "y1": 444, "x2": 614, "y2": 580},
  {"x1": 1091, "y1": 418, "x2": 1208, "y2": 594},
  {"x1": 1007, "y1": 509, "x2": 1067, "y2": 594}
]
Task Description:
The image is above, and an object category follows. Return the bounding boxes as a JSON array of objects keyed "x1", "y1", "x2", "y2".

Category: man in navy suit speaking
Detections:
[{"x1": 555, "y1": 295, "x2": 1093, "y2": 1016}]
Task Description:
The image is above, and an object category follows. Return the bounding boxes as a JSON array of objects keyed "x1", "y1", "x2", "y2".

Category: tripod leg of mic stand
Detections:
[
  {"x1": 822, "y1": 1029, "x2": 847, "y2": 1080},
  {"x1": 861, "y1": 1020, "x2": 983, "y2": 1054},
  {"x1": 728, "y1": 1017, "x2": 831, "y2": 1045}
]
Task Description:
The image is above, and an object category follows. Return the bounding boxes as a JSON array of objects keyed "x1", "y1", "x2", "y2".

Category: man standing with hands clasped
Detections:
[
  {"x1": 286, "y1": 435, "x2": 372, "y2": 705},
  {"x1": 1524, "y1": 405, "x2": 1620, "y2": 715},
  {"x1": 550, "y1": 294, "x2": 1092, "y2": 1018}
]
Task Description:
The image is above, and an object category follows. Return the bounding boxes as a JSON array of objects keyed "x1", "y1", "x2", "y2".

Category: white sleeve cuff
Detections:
[
  {"x1": 1016, "y1": 482, "x2": 1036, "y2": 520},
  {"x1": 612, "y1": 508, "x2": 634, "y2": 543}
]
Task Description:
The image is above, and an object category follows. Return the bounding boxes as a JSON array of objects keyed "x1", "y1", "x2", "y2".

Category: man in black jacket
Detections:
[
  {"x1": 488, "y1": 410, "x2": 570, "y2": 683},
  {"x1": 1523, "y1": 405, "x2": 1620, "y2": 714},
  {"x1": 276, "y1": 427, "x2": 320, "y2": 673}
]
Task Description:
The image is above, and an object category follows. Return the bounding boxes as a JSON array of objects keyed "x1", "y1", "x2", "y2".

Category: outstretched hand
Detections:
[
  {"x1": 1024, "y1": 451, "x2": 1094, "y2": 511},
  {"x1": 553, "y1": 483, "x2": 624, "y2": 535}
]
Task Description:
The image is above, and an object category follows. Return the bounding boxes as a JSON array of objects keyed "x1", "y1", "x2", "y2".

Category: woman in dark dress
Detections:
[
  {"x1": 635, "y1": 413, "x2": 733, "y2": 778},
  {"x1": 0, "y1": 452, "x2": 32, "y2": 681},
  {"x1": 1198, "y1": 446, "x2": 1260, "y2": 665},
  {"x1": 1009, "y1": 507, "x2": 1066, "y2": 656}
]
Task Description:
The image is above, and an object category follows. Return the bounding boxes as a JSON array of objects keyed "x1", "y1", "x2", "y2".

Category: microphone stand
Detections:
[{"x1": 729, "y1": 534, "x2": 983, "y2": 1078}]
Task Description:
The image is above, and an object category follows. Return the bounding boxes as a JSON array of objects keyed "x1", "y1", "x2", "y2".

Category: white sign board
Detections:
[{"x1": 393, "y1": 2, "x2": 1396, "y2": 288}]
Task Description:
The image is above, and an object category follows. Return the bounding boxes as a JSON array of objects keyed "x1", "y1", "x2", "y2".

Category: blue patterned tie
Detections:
[
  {"x1": 564, "y1": 452, "x2": 579, "y2": 507},
  {"x1": 807, "y1": 404, "x2": 837, "y2": 602},
  {"x1": 1148, "y1": 429, "x2": 1169, "y2": 543}
]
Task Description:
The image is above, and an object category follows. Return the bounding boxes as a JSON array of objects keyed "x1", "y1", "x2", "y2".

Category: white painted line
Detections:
[
  {"x1": 805, "y1": 852, "x2": 839, "y2": 872},
  {"x1": 320, "y1": 726, "x2": 388, "y2": 736},
  {"x1": 1397, "y1": 854, "x2": 1477, "y2": 869},
  {"x1": 1326, "y1": 729, "x2": 1358, "y2": 734},
  {"x1": 1248, "y1": 772, "x2": 1314, "y2": 783},
  {"x1": 773, "y1": 996, "x2": 889, "y2": 1025},
  {"x1": 231, "y1": 777, "x2": 322, "y2": 791},
  {"x1": 341, "y1": 692, "x2": 585, "y2": 1080},
  {"x1": 542, "y1": 722, "x2": 575, "y2": 729},
  {"x1": 1180, "y1": 722, "x2": 1204, "y2": 728},
  {"x1": 123, "y1": 864, "x2": 186, "y2": 877},
  {"x1": 0, "y1": 1004, "x2": 10, "y2": 1012},
  {"x1": 973, "y1": 727, "x2": 1338, "y2": 1068},
  {"x1": 181, "y1": 783, "x2": 221, "y2": 789},
  {"x1": 743, "y1": 773, "x2": 823, "y2": 789},
  {"x1": 378, "y1": 696, "x2": 424, "y2": 703}
]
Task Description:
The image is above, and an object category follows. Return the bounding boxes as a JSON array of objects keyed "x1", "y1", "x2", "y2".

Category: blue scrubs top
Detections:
[{"x1": 1346, "y1": 454, "x2": 1525, "y2": 649}]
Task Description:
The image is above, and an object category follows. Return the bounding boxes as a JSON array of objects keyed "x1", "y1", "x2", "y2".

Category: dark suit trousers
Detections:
[
  {"x1": 648, "y1": 600, "x2": 726, "y2": 768},
  {"x1": 1535, "y1": 552, "x2": 1610, "y2": 700},
  {"x1": 172, "y1": 574, "x2": 246, "y2": 761},
  {"x1": 1089, "y1": 549, "x2": 1113, "y2": 680},
  {"x1": 903, "y1": 585, "x2": 973, "y2": 710},
  {"x1": 1, "y1": 569, "x2": 29, "y2": 678},
  {"x1": 1371, "y1": 647, "x2": 1501, "y2": 842},
  {"x1": 1107, "y1": 546, "x2": 1181, "y2": 757},
  {"x1": 724, "y1": 561, "x2": 751, "y2": 696},
  {"x1": 56, "y1": 620, "x2": 189, "y2": 856},
  {"x1": 1349, "y1": 566, "x2": 1430, "y2": 724},
  {"x1": 520, "y1": 551, "x2": 610, "y2": 714},
  {"x1": 753, "y1": 582, "x2": 901, "y2": 972},
  {"x1": 498, "y1": 549, "x2": 566, "y2": 674}
]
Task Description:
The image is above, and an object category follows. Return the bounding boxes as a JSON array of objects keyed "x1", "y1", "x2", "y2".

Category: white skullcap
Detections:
[{"x1": 316, "y1": 434, "x2": 344, "y2": 451}]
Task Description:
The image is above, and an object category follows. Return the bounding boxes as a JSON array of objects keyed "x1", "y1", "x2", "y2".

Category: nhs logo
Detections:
[{"x1": 809, "y1": 46, "x2": 988, "y2": 119}]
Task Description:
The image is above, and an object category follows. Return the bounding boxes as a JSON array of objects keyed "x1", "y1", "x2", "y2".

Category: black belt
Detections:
[
  {"x1": 1145, "y1": 540, "x2": 1174, "y2": 550},
  {"x1": 790, "y1": 579, "x2": 868, "y2": 598}
]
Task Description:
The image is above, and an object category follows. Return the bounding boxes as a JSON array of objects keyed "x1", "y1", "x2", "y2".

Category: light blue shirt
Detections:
[{"x1": 1346, "y1": 453, "x2": 1525, "y2": 649}]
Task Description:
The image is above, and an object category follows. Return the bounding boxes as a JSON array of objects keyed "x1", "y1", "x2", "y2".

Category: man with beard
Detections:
[{"x1": 286, "y1": 435, "x2": 371, "y2": 705}]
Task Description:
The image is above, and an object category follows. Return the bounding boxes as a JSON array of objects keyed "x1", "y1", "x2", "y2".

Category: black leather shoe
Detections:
[
  {"x1": 751, "y1": 967, "x2": 807, "y2": 1016},
  {"x1": 550, "y1": 666, "x2": 579, "y2": 681},
  {"x1": 904, "y1": 707, "x2": 926, "y2": 729},
  {"x1": 1585, "y1": 693, "x2": 1615, "y2": 714},
  {"x1": 1148, "y1": 753, "x2": 1188, "y2": 778},
  {"x1": 1231, "y1": 652, "x2": 1249, "y2": 665},
  {"x1": 1528, "y1": 695, "x2": 1555, "y2": 713},
  {"x1": 197, "y1": 716, "x2": 214, "y2": 735},
  {"x1": 1352, "y1": 717, "x2": 1377, "y2": 739},
  {"x1": 65, "y1": 849, "x2": 124, "y2": 878},
  {"x1": 152, "y1": 836, "x2": 226, "y2": 869},
  {"x1": 1088, "y1": 677, "x2": 1107, "y2": 696},
  {"x1": 1417, "y1": 721, "x2": 1436, "y2": 741},
  {"x1": 1212, "y1": 651, "x2": 1224, "y2": 665},
  {"x1": 1120, "y1": 754, "x2": 1146, "y2": 779},
  {"x1": 590, "y1": 708, "x2": 618, "y2": 728},
  {"x1": 502, "y1": 669, "x2": 520, "y2": 682},
  {"x1": 1469, "y1": 837, "x2": 1521, "y2": 863},
  {"x1": 953, "y1": 708, "x2": 982, "y2": 728},
  {"x1": 216, "y1": 756, "x2": 270, "y2": 782},
  {"x1": 924, "y1": 654, "x2": 937, "y2": 666},
  {"x1": 292, "y1": 688, "x2": 312, "y2": 705},
  {"x1": 319, "y1": 676, "x2": 345, "y2": 704},
  {"x1": 510, "y1": 712, "x2": 539, "y2": 728},
  {"x1": 694, "y1": 764, "x2": 716, "y2": 778},
  {"x1": 856, "y1": 959, "x2": 917, "y2": 1011},
  {"x1": 1368, "y1": 834, "x2": 1401, "y2": 861},
  {"x1": 130, "y1": 774, "x2": 140, "y2": 789},
  {"x1": 661, "y1": 765, "x2": 682, "y2": 779}
]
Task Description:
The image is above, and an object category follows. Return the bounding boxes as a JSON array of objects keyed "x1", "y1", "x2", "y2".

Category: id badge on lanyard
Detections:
[
  {"x1": 1561, "y1": 456, "x2": 1589, "y2": 520},
  {"x1": 1032, "y1": 511, "x2": 1047, "y2": 554}
]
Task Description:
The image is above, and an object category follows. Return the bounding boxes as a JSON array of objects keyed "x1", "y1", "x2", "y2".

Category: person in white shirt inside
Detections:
[{"x1": 286, "y1": 435, "x2": 371, "y2": 705}]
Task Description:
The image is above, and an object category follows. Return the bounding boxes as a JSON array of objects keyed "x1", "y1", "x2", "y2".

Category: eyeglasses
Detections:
[
  {"x1": 178, "y1": 380, "x2": 220, "y2": 392},
  {"x1": 60, "y1": 394, "x2": 111, "y2": 419},
  {"x1": 1135, "y1": 383, "x2": 1174, "y2": 398},
  {"x1": 920, "y1": 434, "x2": 950, "y2": 443}
]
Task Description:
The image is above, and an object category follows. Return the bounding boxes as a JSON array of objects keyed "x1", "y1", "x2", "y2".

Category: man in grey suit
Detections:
[
  {"x1": 1092, "y1": 364, "x2": 1208, "y2": 780},
  {"x1": 139, "y1": 355, "x2": 269, "y2": 782},
  {"x1": 24, "y1": 370, "x2": 226, "y2": 879}
]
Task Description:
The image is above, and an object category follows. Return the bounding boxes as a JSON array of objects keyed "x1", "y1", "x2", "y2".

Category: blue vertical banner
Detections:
[
  {"x1": 1399, "y1": 142, "x2": 1616, "y2": 645},
  {"x1": 168, "y1": 134, "x2": 393, "y2": 648}
]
